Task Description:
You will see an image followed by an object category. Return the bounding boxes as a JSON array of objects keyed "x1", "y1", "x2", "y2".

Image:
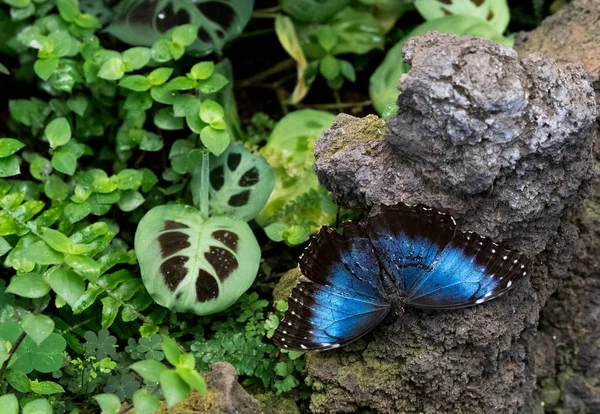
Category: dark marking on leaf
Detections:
[
  {"x1": 210, "y1": 165, "x2": 225, "y2": 191},
  {"x1": 228, "y1": 190, "x2": 250, "y2": 207},
  {"x1": 196, "y1": 269, "x2": 219, "y2": 302},
  {"x1": 471, "y1": 0, "x2": 484, "y2": 6},
  {"x1": 164, "y1": 220, "x2": 189, "y2": 230},
  {"x1": 197, "y1": 27, "x2": 211, "y2": 42},
  {"x1": 204, "y1": 246, "x2": 238, "y2": 282},
  {"x1": 239, "y1": 167, "x2": 259, "y2": 187},
  {"x1": 160, "y1": 255, "x2": 189, "y2": 291},
  {"x1": 196, "y1": 2, "x2": 236, "y2": 31},
  {"x1": 441, "y1": 7, "x2": 451, "y2": 15},
  {"x1": 156, "y1": 4, "x2": 190, "y2": 32},
  {"x1": 158, "y1": 232, "x2": 191, "y2": 258},
  {"x1": 176, "y1": 292, "x2": 182, "y2": 300},
  {"x1": 440, "y1": 0, "x2": 452, "y2": 4},
  {"x1": 129, "y1": 0, "x2": 158, "y2": 26},
  {"x1": 227, "y1": 152, "x2": 241, "y2": 171},
  {"x1": 487, "y1": 10, "x2": 494, "y2": 20},
  {"x1": 212, "y1": 230, "x2": 239, "y2": 252}
]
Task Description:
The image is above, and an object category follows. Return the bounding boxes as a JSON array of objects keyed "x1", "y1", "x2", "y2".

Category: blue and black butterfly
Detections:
[{"x1": 272, "y1": 203, "x2": 531, "y2": 351}]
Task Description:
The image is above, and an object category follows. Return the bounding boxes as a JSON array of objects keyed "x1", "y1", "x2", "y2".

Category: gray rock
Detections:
[
  {"x1": 310, "y1": 32, "x2": 596, "y2": 413},
  {"x1": 515, "y1": 1, "x2": 600, "y2": 412},
  {"x1": 205, "y1": 362, "x2": 261, "y2": 414}
]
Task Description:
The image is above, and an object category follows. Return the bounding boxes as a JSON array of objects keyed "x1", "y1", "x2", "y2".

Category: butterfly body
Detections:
[{"x1": 273, "y1": 203, "x2": 530, "y2": 351}]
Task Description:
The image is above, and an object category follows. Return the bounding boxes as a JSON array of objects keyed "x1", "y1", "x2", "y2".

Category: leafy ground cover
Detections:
[{"x1": 0, "y1": 0, "x2": 558, "y2": 412}]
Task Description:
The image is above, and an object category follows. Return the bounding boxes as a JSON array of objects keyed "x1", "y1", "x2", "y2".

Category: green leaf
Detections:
[
  {"x1": 317, "y1": 26, "x2": 337, "y2": 52},
  {"x1": 0, "y1": 237, "x2": 12, "y2": 256},
  {"x1": 168, "y1": 41, "x2": 185, "y2": 60},
  {"x1": 169, "y1": 139, "x2": 194, "y2": 174},
  {"x1": 130, "y1": 360, "x2": 168, "y2": 382},
  {"x1": 134, "y1": 204, "x2": 260, "y2": 315},
  {"x1": 45, "y1": 117, "x2": 71, "y2": 148},
  {"x1": 30, "y1": 156, "x2": 52, "y2": 181},
  {"x1": 319, "y1": 55, "x2": 340, "y2": 80},
  {"x1": 151, "y1": 39, "x2": 172, "y2": 63},
  {"x1": 44, "y1": 175, "x2": 69, "y2": 200},
  {"x1": 147, "y1": 67, "x2": 173, "y2": 86},
  {"x1": 196, "y1": 143, "x2": 275, "y2": 221},
  {"x1": 150, "y1": 84, "x2": 178, "y2": 104},
  {"x1": 67, "y1": 95, "x2": 89, "y2": 116},
  {"x1": 280, "y1": 0, "x2": 349, "y2": 23},
  {"x1": 7, "y1": 273, "x2": 50, "y2": 298},
  {"x1": 274, "y1": 14, "x2": 308, "y2": 104},
  {"x1": 93, "y1": 394, "x2": 121, "y2": 414},
  {"x1": 0, "y1": 138, "x2": 25, "y2": 157},
  {"x1": 139, "y1": 131, "x2": 163, "y2": 152},
  {"x1": 200, "y1": 126, "x2": 230, "y2": 156},
  {"x1": 47, "y1": 268, "x2": 85, "y2": 308},
  {"x1": 98, "y1": 57, "x2": 125, "y2": 80},
  {"x1": 133, "y1": 389, "x2": 160, "y2": 414},
  {"x1": 120, "y1": 75, "x2": 152, "y2": 91},
  {"x1": 75, "y1": 13, "x2": 102, "y2": 29},
  {"x1": 167, "y1": 76, "x2": 197, "y2": 91},
  {"x1": 0, "y1": 156, "x2": 20, "y2": 177},
  {"x1": 29, "y1": 380, "x2": 65, "y2": 395},
  {"x1": 116, "y1": 169, "x2": 144, "y2": 190},
  {"x1": 23, "y1": 241, "x2": 64, "y2": 265},
  {"x1": 339, "y1": 59, "x2": 356, "y2": 82},
  {"x1": 415, "y1": 0, "x2": 510, "y2": 33},
  {"x1": 23, "y1": 398, "x2": 52, "y2": 414},
  {"x1": 197, "y1": 73, "x2": 229, "y2": 94},
  {"x1": 154, "y1": 108, "x2": 183, "y2": 130},
  {"x1": 161, "y1": 336, "x2": 182, "y2": 366},
  {"x1": 42, "y1": 227, "x2": 72, "y2": 253},
  {"x1": 160, "y1": 370, "x2": 189, "y2": 408},
  {"x1": 51, "y1": 149, "x2": 77, "y2": 175},
  {"x1": 176, "y1": 367, "x2": 207, "y2": 396},
  {"x1": 65, "y1": 254, "x2": 101, "y2": 281},
  {"x1": 190, "y1": 61, "x2": 214, "y2": 80},
  {"x1": 118, "y1": 190, "x2": 145, "y2": 212},
  {"x1": 124, "y1": 91, "x2": 153, "y2": 111},
  {"x1": 34, "y1": 57, "x2": 59, "y2": 81},
  {"x1": 6, "y1": 369, "x2": 31, "y2": 393},
  {"x1": 172, "y1": 24, "x2": 198, "y2": 46},
  {"x1": 122, "y1": 47, "x2": 151, "y2": 71},
  {"x1": 64, "y1": 201, "x2": 91, "y2": 223},
  {"x1": 0, "y1": 394, "x2": 18, "y2": 414},
  {"x1": 199, "y1": 99, "x2": 224, "y2": 124},
  {"x1": 22, "y1": 314, "x2": 55, "y2": 345},
  {"x1": 57, "y1": 0, "x2": 79, "y2": 23}
]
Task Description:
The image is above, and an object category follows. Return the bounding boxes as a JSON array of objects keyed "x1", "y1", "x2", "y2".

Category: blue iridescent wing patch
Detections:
[
  {"x1": 273, "y1": 202, "x2": 530, "y2": 351},
  {"x1": 272, "y1": 224, "x2": 391, "y2": 351},
  {"x1": 406, "y1": 231, "x2": 530, "y2": 309},
  {"x1": 366, "y1": 204, "x2": 456, "y2": 294}
]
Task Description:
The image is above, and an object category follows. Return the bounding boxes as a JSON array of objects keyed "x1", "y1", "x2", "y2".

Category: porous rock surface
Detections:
[
  {"x1": 309, "y1": 32, "x2": 596, "y2": 413},
  {"x1": 515, "y1": 1, "x2": 600, "y2": 412}
]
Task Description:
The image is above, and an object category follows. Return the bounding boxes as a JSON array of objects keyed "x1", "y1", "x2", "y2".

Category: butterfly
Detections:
[{"x1": 272, "y1": 203, "x2": 530, "y2": 351}]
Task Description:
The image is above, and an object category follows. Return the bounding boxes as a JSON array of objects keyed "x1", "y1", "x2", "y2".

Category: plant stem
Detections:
[
  {"x1": 201, "y1": 149, "x2": 210, "y2": 218},
  {"x1": 0, "y1": 300, "x2": 44, "y2": 385}
]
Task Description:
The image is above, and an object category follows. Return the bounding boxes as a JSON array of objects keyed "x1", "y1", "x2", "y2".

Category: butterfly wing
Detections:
[
  {"x1": 273, "y1": 224, "x2": 391, "y2": 351},
  {"x1": 406, "y1": 231, "x2": 530, "y2": 309},
  {"x1": 365, "y1": 204, "x2": 457, "y2": 294}
]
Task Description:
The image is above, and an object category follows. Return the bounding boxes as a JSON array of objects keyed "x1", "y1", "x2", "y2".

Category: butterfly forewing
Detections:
[
  {"x1": 273, "y1": 223, "x2": 391, "y2": 351},
  {"x1": 365, "y1": 204, "x2": 457, "y2": 293},
  {"x1": 406, "y1": 231, "x2": 530, "y2": 309}
]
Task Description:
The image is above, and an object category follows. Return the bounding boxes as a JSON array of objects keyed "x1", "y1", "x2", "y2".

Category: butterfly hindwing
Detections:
[
  {"x1": 365, "y1": 204, "x2": 456, "y2": 293},
  {"x1": 406, "y1": 231, "x2": 530, "y2": 309},
  {"x1": 273, "y1": 223, "x2": 391, "y2": 351}
]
